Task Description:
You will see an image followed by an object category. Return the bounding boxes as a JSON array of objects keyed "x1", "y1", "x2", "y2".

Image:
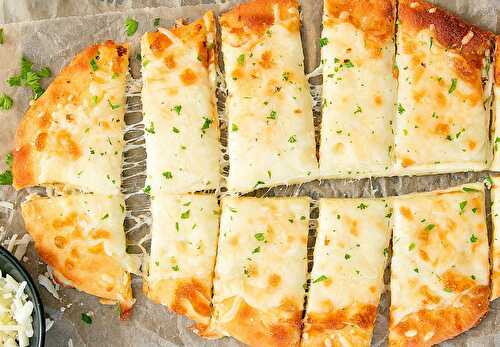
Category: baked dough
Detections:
[
  {"x1": 143, "y1": 193, "x2": 220, "y2": 334},
  {"x1": 221, "y1": 0, "x2": 318, "y2": 193},
  {"x1": 302, "y1": 197, "x2": 392, "y2": 346},
  {"x1": 13, "y1": 41, "x2": 129, "y2": 194},
  {"x1": 319, "y1": 0, "x2": 397, "y2": 178},
  {"x1": 141, "y1": 12, "x2": 220, "y2": 194},
  {"x1": 393, "y1": 0, "x2": 494, "y2": 175},
  {"x1": 490, "y1": 36, "x2": 500, "y2": 170},
  {"x1": 211, "y1": 196, "x2": 309, "y2": 347},
  {"x1": 21, "y1": 193, "x2": 140, "y2": 316},
  {"x1": 389, "y1": 184, "x2": 490, "y2": 346},
  {"x1": 490, "y1": 177, "x2": 500, "y2": 300}
]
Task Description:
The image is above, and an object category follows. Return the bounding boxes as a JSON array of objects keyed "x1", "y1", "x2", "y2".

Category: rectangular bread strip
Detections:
[
  {"x1": 393, "y1": 0, "x2": 494, "y2": 175},
  {"x1": 13, "y1": 41, "x2": 129, "y2": 194},
  {"x1": 319, "y1": 0, "x2": 397, "y2": 178},
  {"x1": 220, "y1": 0, "x2": 318, "y2": 193},
  {"x1": 491, "y1": 36, "x2": 500, "y2": 170},
  {"x1": 144, "y1": 193, "x2": 220, "y2": 334},
  {"x1": 21, "y1": 193, "x2": 140, "y2": 316},
  {"x1": 389, "y1": 184, "x2": 490, "y2": 346},
  {"x1": 141, "y1": 11, "x2": 220, "y2": 194},
  {"x1": 302, "y1": 198, "x2": 392, "y2": 346},
  {"x1": 490, "y1": 177, "x2": 500, "y2": 299},
  {"x1": 211, "y1": 196, "x2": 309, "y2": 347}
]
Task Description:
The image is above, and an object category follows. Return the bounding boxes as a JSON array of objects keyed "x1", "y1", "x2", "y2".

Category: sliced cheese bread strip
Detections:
[
  {"x1": 319, "y1": 0, "x2": 397, "y2": 178},
  {"x1": 302, "y1": 198, "x2": 392, "y2": 346},
  {"x1": 490, "y1": 177, "x2": 500, "y2": 300},
  {"x1": 389, "y1": 184, "x2": 490, "y2": 346},
  {"x1": 221, "y1": 0, "x2": 318, "y2": 193},
  {"x1": 141, "y1": 11, "x2": 220, "y2": 195},
  {"x1": 393, "y1": 0, "x2": 494, "y2": 175},
  {"x1": 144, "y1": 193, "x2": 220, "y2": 334},
  {"x1": 13, "y1": 41, "x2": 129, "y2": 194},
  {"x1": 490, "y1": 36, "x2": 500, "y2": 170},
  {"x1": 211, "y1": 196, "x2": 309, "y2": 347},
  {"x1": 21, "y1": 193, "x2": 139, "y2": 316}
]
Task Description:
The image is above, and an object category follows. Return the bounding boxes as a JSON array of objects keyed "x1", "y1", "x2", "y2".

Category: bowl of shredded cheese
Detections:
[{"x1": 0, "y1": 246, "x2": 44, "y2": 347}]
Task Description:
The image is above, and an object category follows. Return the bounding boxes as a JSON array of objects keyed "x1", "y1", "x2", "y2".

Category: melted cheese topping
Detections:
[
  {"x1": 221, "y1": 1, "x2": 318, "y2": 193},
  {"x1": 490, "y1": 177, "x2": 500, "y2": 300},
  {"x1": 144, "y1": 193, "x2": 220, "y2": 331},
  {"x1": 211, "y1": 196, "x2": 309, "y2": 346},
  {"x1": 389, "y1": 184, "x2": 490, "y2": 346},
  {"x1": 320, "y1": 0, "x2": 397, "y2": 178},
  {"x1": 21, "y1": 193, "x2": 139, "y2": 312},
  {"x1": 13, "y1": 42, "x2": 128, "y2": 194},
  {"x1": 302, "y1": 198, "x2": 391, "y2": 346},
  {"x1": 394, "y1": 24, "x2": 491, "y2": 174},
  {"x1": 141, "y1": 12, "x2": 220, "y2": 194},
  {"x1": 491, "y1": 37, "x2": 500, "y2": 170}
]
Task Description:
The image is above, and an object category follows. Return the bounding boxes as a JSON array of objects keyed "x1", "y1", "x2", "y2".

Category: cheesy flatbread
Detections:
[
  {"x1": 389, "y1": 184, "x2": 490, "y2": 346},
  {"x1": 302, "y1": 198, "x2": 392, "y2": 346},
  {"x1": 221, "y1": 0, "x2": 318, "y2": 193},
  {"x1": 319, "y1": 0, "x2": 397, "y2": 178},
  {"x1": 491, "y1": 36, "x2": 500, "y2": 170},
  {"x1": 13, "y1": 41, "x2": 129, "y2": 194},
  {"x1": 211, "y1": 197, "x2": 309, "y2": 347},
  {"x1": 393, "y1": 0, "x2": 494, "y2": 175},
  {"x1": 490, "y1": 177, "x2": 500, "y2": 300},
  {"x1": 21, "y1": 193, "x2": 140, "y2": 316},
  {"x1": 141, "y1": 12, "x2": 220, "y2": 195},
  {"x1": 144, "y1": 193, "x2": 220, "y2": 334}
]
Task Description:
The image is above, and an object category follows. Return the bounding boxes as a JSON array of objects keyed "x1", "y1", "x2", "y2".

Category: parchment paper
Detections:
[{"x1": 0, "y1": 1, "x2": 499, "y2": 346}]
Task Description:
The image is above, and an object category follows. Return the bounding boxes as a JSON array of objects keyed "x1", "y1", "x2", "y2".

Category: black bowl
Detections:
[{"x1": 0, "y1": 246, "x2": 45, "y2": 347}]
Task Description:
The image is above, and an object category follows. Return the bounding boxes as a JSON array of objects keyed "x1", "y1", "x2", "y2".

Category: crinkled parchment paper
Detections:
[{"x1": 0, "y1": 0, "x2": 499, "y2": 346}]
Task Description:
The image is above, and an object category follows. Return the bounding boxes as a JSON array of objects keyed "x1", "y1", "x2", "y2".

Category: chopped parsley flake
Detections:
[
  {"x1": 201, "y1": 117, "x2": 212, "y2": 133},
  {"x1": 90, "y1": 58, "x2": 98, "y2": 71},
  {"x1": 143, "y1": 185, "x2": 151, "y2": 194},
  {"x1": 145, "y1": 122, "x2": 155, "y2": 134},
  {"x1": 254, "y1": 233, "x2": 266, "y2": 242},
  {"x1": 172, "y1": 127, "x2": 180, "y2": 133},
  {"x1": 0, "y1": 153, "x2": 13, "y2": 185},
  {"x1": 237, "y1": 54, "x2": 245, "y2": 65},
  {"x1": 231, "y1": 123, "x2": 239, "y2": 131},
  {"x1": 171, "y1": 265, "x2": 180, "y2": 271},
  {"x1": 268, "y1": 110, "x2": 277, "y2": 120},
  {"x1": 459, "y1": 200, "x2": 467, "y2": 213},
  {"x1": 108, "y1": 99, "x2": 120, "y2": 110},
  {"x1": 172, "y1": 105, "x2": 182, "y2": 115},
  {"x1": 344, "y1": 253, "x2": 351, "y2": 260},
  {"x1": 470, "y1": 234, "x2": 478, "y2": 243},
  {"x1": 313, "y1": 275, "x2": 328, "y2": 283},
  {"x1": 425, "y1": 224, "x2": 435, "y2": 231},
  {"x1": 101, "y1": 213, "x2": 109, "y2": 220},
  {"x1": 181, "y1": 210, "x2": 190, "y2": 219},
  {"x1": 0, "y1": 28, "x2": 4, "y2": 44},
  {"x1": 153, "y1": 18, "x2": 160, "y2": 27},
  {"x1": 343, "y1": 59, "x2": 354, "y2": 68},
  {"x1": 0, "y1": 93, "x2": 13, "y2": 111},
  {"x1": 252, "y1": 247, "x2": 261, "y2": 254},
  {"x1": 408, "y1": 242, "x2": 416, "y2": 251},
  {"x1": 125, "y1": 18, "x2": 139, "y2": 36},
  {"x1": 282, "y1": 71, "x2": 290, "y2": 81},
  {"x1": 175, "y1": 222, "x2": 179, "y2": 232},
  {"x1": 463, "y1": 187, "x2": 479, "y2": 192},
  {"x1": 163, "y1": 171, "x2": 173, "y2": 179},
  {"x1": 288, "y1": 135, "x2": 297, "y2": 143},
  {"x1": 398, "y1": 103, "x2": 405, "y2": 114},
  {"x1": 254, "y1": 180, "x2": 265, "y2": 188},
  {"x1": 448, "y1": 78, "x2": 457, "y2": 94},
  {"x1": 354, "y1": 105, "x2": 362, "y2": 114},
  {"x1": 81, "y1": 313, "x2": 92, "y2": 325},
  {"x1": 319, "y1": 37, "x2": 329, "y2": 47},
  {"x1": 357, "y1": 203, "x2": 368, "y2": 210}
]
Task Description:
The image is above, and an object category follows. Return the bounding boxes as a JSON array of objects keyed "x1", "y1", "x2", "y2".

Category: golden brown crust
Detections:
[
  {"x1": 220, "y1": 0, "x2": 299, "y2": 37},
  {"x1": 147, "y1": 12, "x2": 215, "y2": 69},
  {"x1": 13, "y1": 40, "x2": 128, "y2": 190},
  {"x1": 324, "y1": 0, "x2": 395, "y2": 50},
  {"x1": 143, "y1": 277, "x2": 212, "y2": 334},
  {"x1": 302, "y1": 303, "x2": 377, "y2": 346},
  {"x1": 495, "y1": 36, "x2": 500, "y2": 85},
  {"x1": 389, "y1": 285, "x2": 489, "y2": 347},
  {"x1": 217, "y1": 297, "x2": 303, "y2": 347},
  {"x1": 399, "y1": 0, "x2": 494, "y2": 82},
  {"x1": 21, "y1": 196, "x2": 134, "y2": 314}
]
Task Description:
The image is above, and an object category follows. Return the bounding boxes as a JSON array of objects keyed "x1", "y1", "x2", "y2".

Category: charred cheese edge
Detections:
[
  {"x1": 302, "y1": 198, "x2": 392, "y2": 347},
  {"x1": 141, "y1": 12, "x2": 220, "y2": 195},
  {"x1": 210, "y1": 196, "x2": 309, "y2": 347},
  {"x1": 490, "y1": 177, "x2": 500, "y2": 300},
  {"x1": 21, "y1": 193, "x2": 140, "y2": 316},
  {"x1": 319, "y1": 0, "x2": 397, "y2": 178},
  {"x1": 13, "y1": 41, "x2": 128, "y2": 194},
  {"x1": 144, "y1": 193, "x2": 220, "y2": 334},
  {"x1": 491, "y1": 36, "x2": 500, "y2": 170},
  {"x1": 389, "y1": 183, "x2": 490, "y2": 346},
  {"x1": 393, "y1": 0, "x2": 494, "y2": 175},
  {"x1": 221, "y1": 0, "x2": 318, "y2": 193}
]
